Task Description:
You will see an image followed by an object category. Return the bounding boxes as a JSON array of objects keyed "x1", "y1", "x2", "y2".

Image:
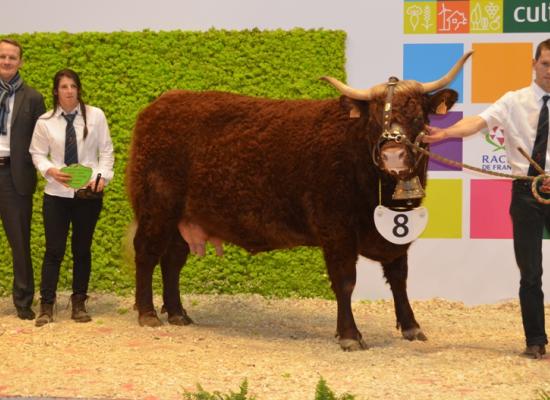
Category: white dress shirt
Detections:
[
  {"x1": 479, "y1": 82, "x2": 550, "y2": 176},
  {"x1": 0, "y1": 94, "x2": 14, "y2": 156},
  {"x1": 30, "y1": 104, "x2": 114, "y2": 198}
]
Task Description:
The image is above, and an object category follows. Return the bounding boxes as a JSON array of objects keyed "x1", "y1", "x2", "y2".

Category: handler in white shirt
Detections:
[
  {"x1": 423, "y1": 39, "x2": 550, "y2": 359},
  {"x1": 29, "y1": 68, "x2": 114, "y2": 327}
]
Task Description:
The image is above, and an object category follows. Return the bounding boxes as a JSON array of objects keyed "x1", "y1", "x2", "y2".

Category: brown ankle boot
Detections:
[
  {"x1": 35, "y1": 303, "x2": 54, "y2": 327},
  {"x1": 71, "y1": 294, "x2": 92, "y2": 323}
]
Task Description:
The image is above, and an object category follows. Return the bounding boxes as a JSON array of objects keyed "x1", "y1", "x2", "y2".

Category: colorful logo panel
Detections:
[
  {"x1": 470, "y1": 179, "x2": 512, "y2": 238},
  {"x1": 403, "y1": 43, "x2": 465, "y2": 103},
  {"x1": 402, "y1": 1, "x2": 549, "y2": 241},
  {"x1": 421, "y1": 179, "x2": 462, "y2": 238},
  {"x1": 404, "y1": 0, "x2": 550, "y2": 33},
  {"x1": 471, "y1": 42, "x2": 532, "y2": 103}
]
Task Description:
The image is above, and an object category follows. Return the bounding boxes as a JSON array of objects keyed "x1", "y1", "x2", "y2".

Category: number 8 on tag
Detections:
[{"x1": 373, "y1": 205, "x2": 428, "y2": 244}]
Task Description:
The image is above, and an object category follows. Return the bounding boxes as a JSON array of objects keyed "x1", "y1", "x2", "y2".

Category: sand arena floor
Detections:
[{"x1": 0, "y1": 293, "x2": 549, "y2": 400}]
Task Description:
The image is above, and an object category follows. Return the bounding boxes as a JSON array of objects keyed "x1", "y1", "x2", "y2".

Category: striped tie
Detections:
[{"x1": 63, "y1": 112, "x2": 78, "y2": 165}]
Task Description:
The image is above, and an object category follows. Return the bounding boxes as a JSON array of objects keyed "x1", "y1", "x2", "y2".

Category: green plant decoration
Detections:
[{"x1": 0, "y1": 29, "x2": 346, "y2": 299}]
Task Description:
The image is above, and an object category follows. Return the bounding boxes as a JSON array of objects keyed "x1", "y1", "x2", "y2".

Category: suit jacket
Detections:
[{"x1": 10, "y1": 84, "x2": 46, "y2": 196}]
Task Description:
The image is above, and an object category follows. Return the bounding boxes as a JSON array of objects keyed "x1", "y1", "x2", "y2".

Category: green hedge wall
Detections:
[{"x1": 0, "y1": 29, "x2": 346, "y2": 299}]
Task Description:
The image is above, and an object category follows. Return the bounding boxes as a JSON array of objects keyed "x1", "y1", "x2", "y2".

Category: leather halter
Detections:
[
  {"x1": 381, "y1": 76, "x2": 400, "y2": 142},
  {"x1": 372, "y1": 77, "x2": 427, "y2": 172},
  {"x1": 372, "y1": 77, "x2": 405, "y2": 167}
]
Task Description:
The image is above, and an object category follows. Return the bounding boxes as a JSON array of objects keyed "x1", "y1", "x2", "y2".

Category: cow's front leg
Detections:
[
  {"x1": 382, "y1": 254, "x2": 427, "y2": 341},
  {"x1": 160, "y1": 230, "x2": 193, "y2": 326},
  {"x1": 323, "y1": 245, "x2": 367, "y2": 351}
]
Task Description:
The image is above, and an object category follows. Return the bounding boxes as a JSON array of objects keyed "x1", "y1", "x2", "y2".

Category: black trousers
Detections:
[
  {"x1": 510, "y1": 180, "x2": 550, "y2": 347},
  {"x1": 39, "y1": 193, "x2": 102, "y2": 304},
  {"x1": 0, "y1": 166, "x2": 34, "y2": 309}
]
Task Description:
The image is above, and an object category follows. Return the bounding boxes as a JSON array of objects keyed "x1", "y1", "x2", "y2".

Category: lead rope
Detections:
[
  {"x1": 403, "y1": 135, "x2": 550, "y2": 205},
  {"x1": 378, "y1": 178, "x2": 382, "y2": 206}
]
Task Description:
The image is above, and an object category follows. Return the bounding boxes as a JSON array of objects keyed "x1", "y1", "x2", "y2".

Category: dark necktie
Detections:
[
  {"x1": 63, "y1": 112, "x2": 78, "y2": 165},
  {"x1": 528, "y1": 95, "x2": 550, "y2": 176}
]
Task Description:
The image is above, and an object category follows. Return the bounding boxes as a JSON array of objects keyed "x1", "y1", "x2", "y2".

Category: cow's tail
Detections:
[{"x1": 121, "y1": 219, "x2": 138, "y2": 270}]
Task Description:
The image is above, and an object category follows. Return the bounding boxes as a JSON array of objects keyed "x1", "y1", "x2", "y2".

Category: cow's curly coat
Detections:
[{"x1": 127, "y1": 86, "x2": 456, "y2": 350}]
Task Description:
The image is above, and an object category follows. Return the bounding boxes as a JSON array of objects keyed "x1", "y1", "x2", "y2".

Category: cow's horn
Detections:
[
  {"x1": 420, "y1": 51, "x2": 474, "y2": 93},
  {"x1": 321, "y1": 76, "x2": 374, "y2": 100}
]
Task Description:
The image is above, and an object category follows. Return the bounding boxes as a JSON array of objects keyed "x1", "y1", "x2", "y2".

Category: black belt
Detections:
[
  {"x1": 513, "y1": 179, "x2": 531, "y2": 188},
  {"x1": 0, "y1": 157, "x2": 10, "y2": 167}
]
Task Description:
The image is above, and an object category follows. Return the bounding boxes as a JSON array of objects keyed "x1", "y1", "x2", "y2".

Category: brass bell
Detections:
[{"x1": 392, "y1": 176, "x2": 425, "y2": 200}]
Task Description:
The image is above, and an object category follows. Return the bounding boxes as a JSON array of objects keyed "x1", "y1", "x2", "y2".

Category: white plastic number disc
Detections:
[{"x1": 373, "y1": 205, "x2": 429, "y2": 245}]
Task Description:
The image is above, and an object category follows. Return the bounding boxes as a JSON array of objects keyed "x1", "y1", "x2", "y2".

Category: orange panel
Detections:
[
  {"x1": 437, "y1": 1, "x2": 470, "y2": 34},
  {"x1": 472, "y1": 42, "x2": 533, "y2": 103}
]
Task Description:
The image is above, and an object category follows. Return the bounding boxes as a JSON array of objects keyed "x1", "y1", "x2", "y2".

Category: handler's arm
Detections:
[{"x1": 423, "y1": 116, "x2": 488, "y2": 143}]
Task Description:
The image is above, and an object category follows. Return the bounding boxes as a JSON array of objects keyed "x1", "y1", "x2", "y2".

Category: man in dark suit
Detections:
[{"x1": 0, "y1": 38, "x2": 45, "y2": 320}]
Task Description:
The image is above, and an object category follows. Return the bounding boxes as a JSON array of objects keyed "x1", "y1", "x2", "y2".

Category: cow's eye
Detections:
[{"x1": 412, "y1": 116, "x2": 424, "y2": 129}]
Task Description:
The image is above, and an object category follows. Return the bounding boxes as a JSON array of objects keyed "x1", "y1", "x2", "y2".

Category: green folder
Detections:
[{"x1": 60, "y1": 164, "x2": 93, "y2": 189}]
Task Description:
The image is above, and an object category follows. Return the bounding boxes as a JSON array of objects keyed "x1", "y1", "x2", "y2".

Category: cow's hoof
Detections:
[
  {"x1": 168, "y1": 313, "x2": 193, "y2": 326},
  {"x1": 339, "y1": 338, "x2": 369, "y2": 351},
  {"x1": 160, "y1": 305, "x2": 194, "y2": 325},
  {"x1": 402, "y1": 327, "x2": 427, "y2": 341},
  {"x1": 138, "y1": 311, "x2": 163, "y2": 327}
]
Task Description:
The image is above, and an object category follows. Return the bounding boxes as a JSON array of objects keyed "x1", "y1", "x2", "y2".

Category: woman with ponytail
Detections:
[{"x1": 30, "y1": 68, "x2": 114, "y2": 327}]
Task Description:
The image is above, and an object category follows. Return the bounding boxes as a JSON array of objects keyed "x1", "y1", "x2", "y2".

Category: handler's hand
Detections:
[
  {"x1": 87, "y1": 177, "x2": 105, "y2": 192},
  {"x1": 541, "y1": 176, "x2": 550, "y2": 193},
  {"x1": 46, "y1": 167, "x2": 72, "y2": 186},
  {"x1": 422, "y1": 125, "x2": 448, "y2": 143}
]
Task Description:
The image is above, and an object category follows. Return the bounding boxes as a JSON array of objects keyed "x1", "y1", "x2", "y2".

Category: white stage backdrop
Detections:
[{"x1": 2, "y1": 0, "x2": 549, "y2": 304}]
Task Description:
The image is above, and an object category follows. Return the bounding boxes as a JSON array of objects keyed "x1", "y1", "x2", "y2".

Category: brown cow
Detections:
[{"x1": 127, "y1": 52, "x2": 471, "y2": 351}]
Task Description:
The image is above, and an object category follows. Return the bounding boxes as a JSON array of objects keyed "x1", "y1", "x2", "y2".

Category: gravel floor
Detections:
[{"x1": 0, "y1": 293, "x2": 549, "y2": 400}]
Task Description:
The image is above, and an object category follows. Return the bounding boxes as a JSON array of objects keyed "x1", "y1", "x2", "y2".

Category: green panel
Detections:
[
  {"x1": 420, "y1": 179, "x2": 463, "y2": 238},
  {"x1": 0, "y1": 29, "x2": 345, "y2": 299},
  {"x1": 503, "y1": 0, "x2": 550, "y2": 33}
]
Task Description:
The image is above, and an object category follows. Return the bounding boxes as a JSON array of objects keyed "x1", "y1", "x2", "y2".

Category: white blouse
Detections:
[{"x1": 30, "y1": 104, "x2": 114, "y2": 198}]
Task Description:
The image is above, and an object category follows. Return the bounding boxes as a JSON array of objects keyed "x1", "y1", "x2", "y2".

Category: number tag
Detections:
[{"x1": 373, "y1": 205, "x2": 428, "y2": 245}]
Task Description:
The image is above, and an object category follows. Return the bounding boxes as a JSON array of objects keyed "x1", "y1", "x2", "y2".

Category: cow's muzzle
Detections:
[
  {"x1": 373, "y1": 123, "x2": 413, "y2": 177},
  {"x1": 373, "y1": 124, "x2": 426, "y2": 200}
]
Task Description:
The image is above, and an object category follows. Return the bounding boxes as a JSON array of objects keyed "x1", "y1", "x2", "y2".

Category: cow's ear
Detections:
[
  {"x1": 427, "y1": 89, "x2": 458, "y2": 115},
  {"x1": 339, "y1": 96, "x2": 365, "y2": 119}
]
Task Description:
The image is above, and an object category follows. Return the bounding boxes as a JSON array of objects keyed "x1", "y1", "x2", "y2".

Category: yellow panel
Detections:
[
  {"x1": 420, "y1": 179, "x2": 462, "y2": 238},
  {"x1": 404, "y1": 2, "x2": 437, "y2": 34}
]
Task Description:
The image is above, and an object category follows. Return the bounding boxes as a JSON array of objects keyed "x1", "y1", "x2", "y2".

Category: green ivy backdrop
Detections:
[{"x1": 0, "y1": 29, "x2": 346, "y2": 299}]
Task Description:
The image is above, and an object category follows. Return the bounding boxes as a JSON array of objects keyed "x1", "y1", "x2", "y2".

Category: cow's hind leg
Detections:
[
  {"x1": 134, "y1": 219, "x2": 169, "y2": 327},
  {"x1": 382, "y1": 254, "x2": 427, "y2": 341},
  {"x1": 160, "y1": 230, "x2": 193, "y2": 326}
]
